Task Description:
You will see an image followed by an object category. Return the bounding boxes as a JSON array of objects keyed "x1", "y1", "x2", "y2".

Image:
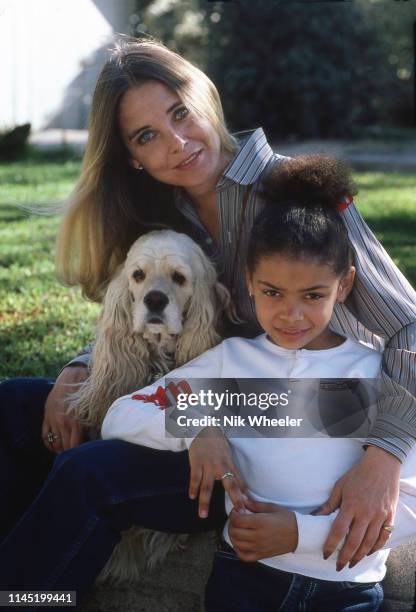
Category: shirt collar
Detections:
[{"x1": 216, "y1": 127, "x2": 274, "y2": 189}]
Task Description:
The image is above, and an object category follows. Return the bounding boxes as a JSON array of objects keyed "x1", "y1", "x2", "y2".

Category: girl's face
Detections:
[
  {"x1": 118, "y1": 80, "x2": 231, "y2": 198},
  {"x1": 247, "y1": 254, "x2": 355, "y2": 351}
]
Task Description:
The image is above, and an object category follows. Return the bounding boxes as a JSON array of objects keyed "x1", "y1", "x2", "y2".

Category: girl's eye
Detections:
[
  {"x1": 174, "y1": 106, "x2": 189, "y2": 121},
  {"x1": 137, "y1": 130, "x2": 155, "y2": 145},
  {"x1": 305, "y1": 293, "x2": 323, "y2": 300}
]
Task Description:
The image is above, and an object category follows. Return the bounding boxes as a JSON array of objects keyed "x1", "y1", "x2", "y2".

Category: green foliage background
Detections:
[{"x1": 132, "y1": 0, "x2": 415, "y2": 138}]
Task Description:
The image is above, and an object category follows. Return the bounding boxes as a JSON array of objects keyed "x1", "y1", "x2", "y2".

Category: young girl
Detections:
[{"x1": 102, "y1": 155, "x2": 416, "y2": 611}]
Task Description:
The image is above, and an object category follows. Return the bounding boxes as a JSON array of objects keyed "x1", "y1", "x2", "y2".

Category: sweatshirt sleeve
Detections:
[
  {"x1": 336, "y1": 201, "x2": 416, "y2": 462},
  {"x1": 101, "y1": 343, "x2": 223, "y2": 451},
  {"x1": 295, "y1": 450, "x2": 416, "y2": 555}
]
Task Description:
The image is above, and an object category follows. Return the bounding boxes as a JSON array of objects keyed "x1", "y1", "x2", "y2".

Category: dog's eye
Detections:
[
  {"x1": 132, "y1": 269, "x2": 145, "y2": 282},
  {"x1": 172, "y1": 271, "x2": 186, "y2": 285}
]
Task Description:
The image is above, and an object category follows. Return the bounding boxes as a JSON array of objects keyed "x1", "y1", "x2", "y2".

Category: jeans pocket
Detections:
[
  {"x1": 216, "y1": 541, "x2": 241, "y2": 561},
  {"x1": 338, "y1": 581, "x2": 384, "y2": 611},
  {"x1": 217, "y1": 550, "x2": 240, "y2": 561},
  {"x1": 340, "y1": 581, "x2": 378, "y2": 589}
]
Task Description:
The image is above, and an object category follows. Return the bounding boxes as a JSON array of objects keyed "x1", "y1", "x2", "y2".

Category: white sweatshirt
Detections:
[{"x1": 102, "y1": 334, "x2": 416, "y2": 582}]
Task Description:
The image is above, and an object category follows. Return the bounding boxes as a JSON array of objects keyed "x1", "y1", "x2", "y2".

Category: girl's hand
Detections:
[
  {"x1": 229, "y1": 499, "x2": 298, "y2": 561},
  {"x1": 42, "y1": 366, "x2": 89, "y2": 453},
  {"x1": 188, "y1": 426, "x2": 247, "y2": 518},
  {"x1": 313, "y1": 446, "x2": 400, "y2": 570}
]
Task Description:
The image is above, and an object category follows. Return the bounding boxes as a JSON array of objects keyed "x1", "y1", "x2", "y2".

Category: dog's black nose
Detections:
[{"x1": 144, "y1": 290, "x2": 169, "y2": 312}]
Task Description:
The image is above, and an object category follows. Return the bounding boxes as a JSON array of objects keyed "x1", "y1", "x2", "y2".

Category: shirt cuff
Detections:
[
  {"x1": 365, "y1": 412, "x2": 416, "y2": 463},
  {"x1": 184, "y1": 437, "x2": 197, "y2": 450},
  {"x1": 58, "y1": 354, "x2": 90, "y2": 377},
  {"x1": 67, "y1": 354, "x2": 90, "y2": 367},
  {"x1": 294, "y1": 511, "x2": 338, "y2": 555}
]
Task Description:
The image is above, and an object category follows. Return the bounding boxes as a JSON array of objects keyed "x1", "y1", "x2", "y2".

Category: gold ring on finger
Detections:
[
  {"x1": 46, "y1": 432, "x2": 61, "y2": 444},
  {"x1": 382, "y1": 524, "x2": 394, "y2": 534},
  {"x1": 221, "y1": 472, "x2": 235, "y2": 480}
]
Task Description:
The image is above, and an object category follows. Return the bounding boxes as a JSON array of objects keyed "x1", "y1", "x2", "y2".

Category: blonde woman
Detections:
[{"x1": 0, "y1": 39, "x2": 415, "y2": 603}]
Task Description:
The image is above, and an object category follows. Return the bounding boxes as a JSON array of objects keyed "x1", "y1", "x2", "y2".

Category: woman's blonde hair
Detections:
[{"x1": 56, "y1": 38, "x2": 237, "y2": 301}]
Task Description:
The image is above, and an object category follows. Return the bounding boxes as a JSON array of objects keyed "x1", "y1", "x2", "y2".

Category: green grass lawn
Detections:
[
  {"x1": 0, "y1": 160, "x2": 100, "y2": 380},
  {"x1": 0, "y1": 160, "x2": 415, "y2": 381}
]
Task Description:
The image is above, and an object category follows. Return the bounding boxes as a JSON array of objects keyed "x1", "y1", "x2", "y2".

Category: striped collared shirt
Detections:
[{"x1": 175, "y1": 128, "x2": 416, "y2": 461}]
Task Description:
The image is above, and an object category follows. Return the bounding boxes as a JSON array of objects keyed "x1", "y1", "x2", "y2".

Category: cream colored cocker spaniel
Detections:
[{"x1": 69, "y1": 229, "x2": 231, "y2": 582}]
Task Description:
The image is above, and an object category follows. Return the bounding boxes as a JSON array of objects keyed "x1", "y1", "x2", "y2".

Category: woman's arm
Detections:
[
  {"x1": 321, "y1": 199, "x2": 416, "y2": 562},
  {"x1": 42, "y1": 365, "x2": 89, "y2": 452},
  {"x1": 297, "y1": 485, "x2": 416, "y2": 564},
  {"x1": 43, "y1": 340, "x2": 95, "y2": 452},
  {"x1": 315, "y1": 445, "x2": 400, "y2": 568},
  {"x1": 339, "y1": 201, "x2": 416, "y2": 458}
]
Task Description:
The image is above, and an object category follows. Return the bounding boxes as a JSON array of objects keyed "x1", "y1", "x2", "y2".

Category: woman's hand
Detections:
[
  {"x1": 229, "y1": 499, "x2": 298, "y2": 561},
  {"x1": 42, "y1": 365, "x2": 89, "y2": 453},
  {"x1": 313, "y1": 446, "x2": 401, "y2": 570},
  {"x1": 188, "y1": 426, "x2": 247, "y2": 518}
]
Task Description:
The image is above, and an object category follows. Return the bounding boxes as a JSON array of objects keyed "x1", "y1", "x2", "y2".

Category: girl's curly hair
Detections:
[
  {"x1": 247, "y1": 155, "x2": 357, "y2": 276},
  {"x1": 260, "y1": 154, "x2": 357, "y2": 209}
]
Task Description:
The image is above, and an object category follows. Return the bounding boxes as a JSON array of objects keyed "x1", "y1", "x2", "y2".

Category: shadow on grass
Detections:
[
  {"x1": 368, "y1": 212, "x2": 416, "y2": 236},
  {"x1": 368, "y1": 210, "x2": 415, "y2": 231}
]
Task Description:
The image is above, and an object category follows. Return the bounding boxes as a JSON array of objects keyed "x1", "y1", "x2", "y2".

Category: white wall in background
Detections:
[{"x1": 0, "y1": 0, "x2": 134, "y2": 130}]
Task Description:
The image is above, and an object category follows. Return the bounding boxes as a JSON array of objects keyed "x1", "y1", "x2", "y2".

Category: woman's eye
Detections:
[
  {"x1": 172, "y1": 271, "x2": 186, "y2": 285},
  {"x1": 137, "y1": 130, "x2": 155, "y2": 145},
  {"x1": 263, "y1": 289, "x2": 279, "y2": 297},
  {"x1": 174, "y1": 106, "x2": 189, "y2": 121},
  {"x1": 132, "y1": 269, "x2": 146, "y2": 282}
]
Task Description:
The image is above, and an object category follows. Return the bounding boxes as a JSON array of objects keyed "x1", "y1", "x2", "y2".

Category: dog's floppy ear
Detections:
[
  {"x1": 175, "y1": 248, "x2": 227, "y2": 365},
  {"x1": 99, "y1": 266, "x2": 133, "y2": 337},
  {"x1": 69, "y1": 266, "x2": 151, "y2": 429},
  {"x1": 212, "y1": 280, "x2": 238, "y2": 329}
]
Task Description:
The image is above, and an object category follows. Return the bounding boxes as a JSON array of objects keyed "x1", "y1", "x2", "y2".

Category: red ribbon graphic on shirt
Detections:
[{"x1": 132, "y1": 380, "x2": 193, "y2": 410}]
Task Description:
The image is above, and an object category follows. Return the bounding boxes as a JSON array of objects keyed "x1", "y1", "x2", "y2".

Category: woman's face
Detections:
[{"x1": 119, "y1": 80, "x2": 230, "y2": 197}]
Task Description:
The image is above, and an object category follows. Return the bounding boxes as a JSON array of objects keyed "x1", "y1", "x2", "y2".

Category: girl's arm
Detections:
[{"x1": 101, "y1": 344, "x2": 224, "y2": 451}]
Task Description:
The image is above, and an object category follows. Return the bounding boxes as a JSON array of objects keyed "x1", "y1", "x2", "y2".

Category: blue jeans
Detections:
[
  {"x1": 205, "y1": 542, "x2": 383, "y2": 612},
  {"x1": 0, "y1": 378, "x2": 226, "y2": 607}
]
